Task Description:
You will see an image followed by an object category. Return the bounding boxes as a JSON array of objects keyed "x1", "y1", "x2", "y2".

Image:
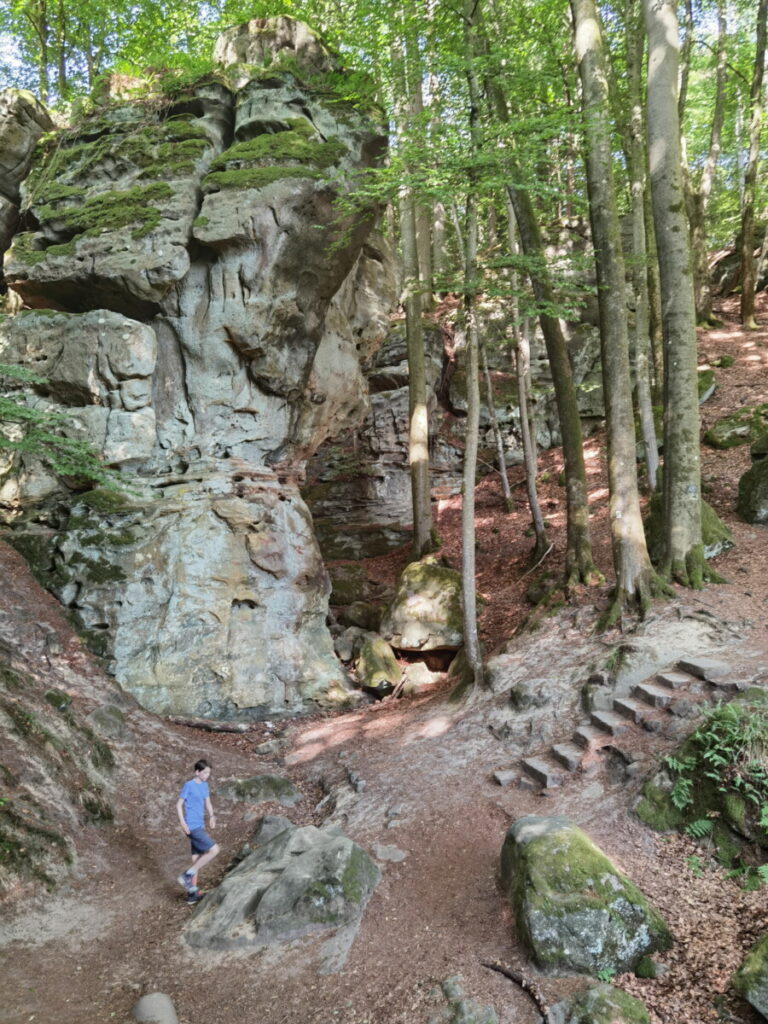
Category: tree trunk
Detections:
[
  {"x1": 400, "y1": 188, "x2": 434, "y2": 558},
  {"x1": 516, "y1": 320, "x2": 549, "y2": 560},
  {"x1": 686, "y1": 0, "x2": 727, "y2": 326},
  {"x1": 740, "y1": 0, "x2": 768, "y2": 328},
  {"x1": 460, "y1": 0, "x2": 486, "y2": 687},
  {"x1": 480, "y1": 341, "x2": 513, "y2": 511},
  {"x1": 625, "y1": 0, "x2": 659, "y2": 491},
  {"x1": 572, "y1": 0, "x2": 662, "y2": 620},
  {"x1": 643, "y1": 0, "x2": 705, "y2": 586}
]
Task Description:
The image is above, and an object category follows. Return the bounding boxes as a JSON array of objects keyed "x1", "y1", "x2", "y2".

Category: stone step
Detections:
[
  {"x1": 521, "y1": 756, "x2": 564, "y2": 789},
  {"x1": 573, "y1": 724, "x2": 607, "y2": 749},
  {"x1": 613, "y1": 696, "x2": 648, "y2": 725},
  {"x1": 677, "y1": 657, "x2": 730, "y2": 683},
  {"x1": 656, "y1": 670, "x2": 693, "y2": 690},
  {"x1": 633, "y1": 682, "x2": 674, "y2": 709},
  {"x1": 589, "y1": 710, "x2": 630, "y2": 737},
  {"x1": 552, "y1": 742, "x2": 584, "y2": 772}
]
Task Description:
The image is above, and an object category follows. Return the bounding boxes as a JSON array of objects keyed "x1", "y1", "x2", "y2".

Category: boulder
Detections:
[
  {"x1": 500, "y1": 815, "x2": 672, "y2": 975},
  {"x1": 738, "y1": 457, "x2": 768, "y2": 524},
  {"x1": 355, "y1": 634, "x2": 400, "y2": 690},
  {"x1": 132, "y1": 993, "x2": 178, "y2": 1024},
  {"x1": 184, "y1": 822, "x2": 379, "y2": 963},
  {"x1": 380, "y1": 558, "x2": 463, "y2": 652},
  {"x1": 427, "y1": 975, "x2": 498, "y2": 1024},
  {"x1": 704, "y1": 404, "x2": 768, "y2": 449},
  {"x1": 548, "y1": 983, "x2": 650, "y2": 1024},
  {"x1": 218, "y1": 774, "x2": 300, "y2": 808},
  {"x1": 732, "y1": 931, "x2": 768, "y2": 1018}
]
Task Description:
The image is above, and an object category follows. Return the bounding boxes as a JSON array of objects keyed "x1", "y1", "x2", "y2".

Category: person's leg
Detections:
[{"x1": 178, "y1": 831, "x2": 219, "y2": 890}]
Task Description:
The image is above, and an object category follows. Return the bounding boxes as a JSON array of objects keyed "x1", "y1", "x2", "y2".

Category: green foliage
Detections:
[
  {"x1": 0, "y1": 364, "x2": 119, "y2": 487},
  {"x1": 684, "y1": 854, "x2": 705, "y2": 877}
]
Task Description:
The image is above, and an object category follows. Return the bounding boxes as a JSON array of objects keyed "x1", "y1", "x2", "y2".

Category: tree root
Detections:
[
  {"x1": 597, "y1": 570, "x2": 674, "y2": 632},
  {"x1": 480, "y1": 959, "x2": 551, "y2": 1021}
]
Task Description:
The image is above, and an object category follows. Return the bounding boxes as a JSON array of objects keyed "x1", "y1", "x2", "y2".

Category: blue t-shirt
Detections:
[{"x1": 179, "y1": 779, "x2": 209, "y2": 830}]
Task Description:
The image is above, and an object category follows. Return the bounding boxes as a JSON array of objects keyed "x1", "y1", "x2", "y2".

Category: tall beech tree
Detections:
[
  {"x1": 571, "y1": 0, "x2": 664, "y2": 619},
  {"x1": 643, "y1": 0, "x2": 706, "y2": 586},
  {"x1": 739, "y1": 0, "x2": 767, "y2": 328}
]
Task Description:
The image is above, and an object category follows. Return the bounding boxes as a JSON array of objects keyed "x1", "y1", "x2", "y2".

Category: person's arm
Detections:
[
  {"x1": 176, "y1": 797, "x2": 190, "y2": 835},
  {"x1": 205, "y1": 795, "x2": 216, "y2": 830}
]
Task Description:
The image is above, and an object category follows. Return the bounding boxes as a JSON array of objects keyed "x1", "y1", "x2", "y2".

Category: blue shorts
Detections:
[{"x1": 189, "y1": 827, "x2": 215, "y2": 855}]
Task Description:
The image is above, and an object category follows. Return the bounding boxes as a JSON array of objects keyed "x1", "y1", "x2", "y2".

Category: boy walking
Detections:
[{"x1": 176, "y1": 759, "x2": 220, "y2": 905}]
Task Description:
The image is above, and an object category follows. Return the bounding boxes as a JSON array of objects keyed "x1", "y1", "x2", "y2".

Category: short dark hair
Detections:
[{"x1": 194, "y1": 759, "x2": 210, "y2": 773}]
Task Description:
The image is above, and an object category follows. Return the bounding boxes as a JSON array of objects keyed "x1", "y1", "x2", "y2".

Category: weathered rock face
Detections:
[
  {"x1": 0, "y1": 19, "x2": 394, "y2": 717},
  {"x1": 184, "y1": 820, "x2": 379, "y2": 970},
  {"x1": 501, "y1": 815, "x2": 672, "y2": 975},
  {"x1": 0, "y1": 90, "x2": 54, "y2": 275},
  {"x1": 305, "y1": 308, "x2": 602, "y2": 562}
]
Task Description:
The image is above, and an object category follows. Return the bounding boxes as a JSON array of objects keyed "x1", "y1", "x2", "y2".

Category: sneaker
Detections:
[
  {"x1": 177, "y1": 871, "x2": 196, "y2": 892},
  {"x1": 186, "y1": 889, "x2": 204, "y2": 905}
]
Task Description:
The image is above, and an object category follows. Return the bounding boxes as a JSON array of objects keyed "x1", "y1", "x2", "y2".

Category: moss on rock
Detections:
[
  {"x1": 501, "y1": 816, "x2": 672, "y2": 975},
  {"x1": 704, "y1": 404, "x2": 768, "y2": 449}
]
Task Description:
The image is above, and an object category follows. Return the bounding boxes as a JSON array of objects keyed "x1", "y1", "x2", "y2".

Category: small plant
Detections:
[
  {"x1": 596, "y1": 968, "x2": 616, "y2": 982},
  {"x1": 685, "y1": 854, "x2": 704, "y2": 877}
]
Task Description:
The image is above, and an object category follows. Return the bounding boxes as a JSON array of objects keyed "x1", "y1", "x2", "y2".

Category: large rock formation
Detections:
[
  {"x1": 0, "y1": 18, "x2": 394, "y2": 718},
  {"x1": 0, "y1": 89, "x2": 53, "y2": 271}
]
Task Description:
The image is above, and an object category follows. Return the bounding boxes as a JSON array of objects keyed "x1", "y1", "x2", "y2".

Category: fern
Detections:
[{"x1": 685, "y1": 819, "x2": 714, "y2": 839}]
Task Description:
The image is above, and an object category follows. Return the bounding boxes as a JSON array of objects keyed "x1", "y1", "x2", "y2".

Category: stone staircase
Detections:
[{"x1": 515, "y1": 656, "x2": 744, "y2": 791}]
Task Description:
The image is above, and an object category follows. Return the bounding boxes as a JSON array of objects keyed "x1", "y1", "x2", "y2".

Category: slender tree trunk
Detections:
[
  {"x1": 740, "y1": 0, "x2": 768, "y2": 328},
  {"x1": 686, "y1": 0, "x2": 727, "y2": 325},
  {"x1": 643, "y1": 0, "x2": 705, "y2": 586},
  {"x1": 644, "y1": 188, "x2": 664, "y2": 402},
  {"x1": 433, "y1": 201, "x2": 447, "y2": 289},
  {"x1": 572, "y1": 0, "x2": 663, "y2": 620},
  {"x1": 625, "y1": 0, "x2": 659, "y2": 491},
  {"x1": 480, "y1": 341, "x2": 513, "y2": 511},
  {"x1": 516, "y1": 322, "x2": 549, "y2": 560},
  {"x1": 677, "y1": 0, "x2": 694, "y2": 122},
  {"x1": 401, "y1": 190, "x2": 434, "y2": 557},
  {"x1": 460, "y1": 0, "x2": 486, "y2": 687}
]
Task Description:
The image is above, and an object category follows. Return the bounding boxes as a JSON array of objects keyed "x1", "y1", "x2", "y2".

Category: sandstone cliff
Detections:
[{"x1": 0, "y1": 17, "x2": 395, "y2": 719}]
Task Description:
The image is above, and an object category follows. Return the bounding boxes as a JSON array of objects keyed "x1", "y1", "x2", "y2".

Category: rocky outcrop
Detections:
[
  {"x1": 501, "y1": 815, "x2": 672, "y2": 975},
  {"x1": 184, "y1": 819, "x2": 379, "y2": 970},
  {"x1": 0, "y1": 90, "x2": 53, "y2": 272},
  {"x1": 0, "y1": 19, "x2": 394, "y2": 717},
  {"x1": 733, "y1": 932, "x2": 768, "y2": 1019},
  {"x1": 305, "y1": 311, "x2": 603, "y2": 562},
  {"x1": 548, "y1": 983, "x2": 650, "y2": 1024}
]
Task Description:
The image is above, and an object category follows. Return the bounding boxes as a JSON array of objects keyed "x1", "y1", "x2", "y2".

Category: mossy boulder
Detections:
[
  {"x1": 429, "y1": 976, "x2": 498, "y2": 1024},
  {"x1": 218, "y1": 774, "x2": 301, "y2": 808},
  {"x1": 738, "y1": 457, "x2": 768, "y2": 524},
  {"x1": 328, "y1": 563, "x2": 367, "y2": 606},
  {"x1": 732, "y1": 932, "x2": 768, "y2": 1018},
  {"x1": 698, "y1": 369, "x2": 716, "y2": 403},
  {"x1": 380, "y1": 557, "x2": 463, "y2": 652},
  {"x1": 636, "y1": 697, "x2": 768, "y2": 865},
  {"x1": 184, "y1": 822, "x2": 379, "y2": 958},
  {"x1": 704, "y1": 404, "x2": 768, "y2": 449},
  {"x1": 548, "y1": 983, "x2": 650, "y2": 1024},
  {"x1": 501, "y1": 816, "x2": 672, "y2": 975},
  {"x1": 355, "y1": 635, "x2": 400, "y2": 690}
]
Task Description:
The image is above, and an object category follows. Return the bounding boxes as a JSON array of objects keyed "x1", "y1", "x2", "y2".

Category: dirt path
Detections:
[{"x1": 2, "y1": 296, "x2": 768, "y2": 1024}]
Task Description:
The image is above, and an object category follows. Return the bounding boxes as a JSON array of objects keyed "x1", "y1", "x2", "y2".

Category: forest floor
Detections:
[{"x1": 2, "y1": 294, "x2": 768, "y2": 1024}]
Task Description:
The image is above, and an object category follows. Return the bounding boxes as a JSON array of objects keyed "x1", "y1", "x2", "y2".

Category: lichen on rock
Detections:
[{"x1": 500, "y1": 815, "x2": 672, "y2": 975}]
